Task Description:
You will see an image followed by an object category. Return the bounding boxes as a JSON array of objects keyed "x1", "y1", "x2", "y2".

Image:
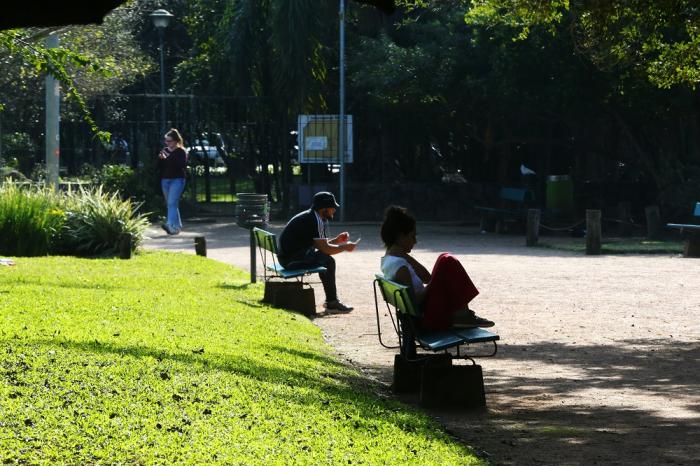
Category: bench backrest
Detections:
[
  {"x1": 500, "y1": 187, "x2": 534, "y2": 204},
  {"x1": 694, "y1": 202, "x2": 700, "y2": 218},
  {"x1": 253, "y1": 227, "x2": 278, "y2": 254},
  {"x1": 374, "y1": 274, "x2": 419, "y2": 318}
]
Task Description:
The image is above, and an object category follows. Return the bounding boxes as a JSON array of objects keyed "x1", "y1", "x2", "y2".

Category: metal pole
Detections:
[
  {"x1": 45, "y1": 33, "x2": 60, "y2": 191},
  {"x1": 338, "y1": 0, "x2": 346, "y2": 222},
  {"x1": 249, "y1": 229, "x2": 257, "y2": 283},
  {"x1": 158, "y1": 28, "x2": 166, "y2": 135}
]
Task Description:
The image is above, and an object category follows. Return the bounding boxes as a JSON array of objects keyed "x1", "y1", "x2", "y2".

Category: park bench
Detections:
[
  {"x1": 666, "y1": 202, "x2": 700, "y2": 257},
  {"x1": 252, "y1": 227, "x2": 326, "y2": 315},
  {"x1": 373, "y1": 274, "x2": 500, "y2": 408},
  {"x1": 474, "y1": 186, "x2": 535, "y2": 233}
]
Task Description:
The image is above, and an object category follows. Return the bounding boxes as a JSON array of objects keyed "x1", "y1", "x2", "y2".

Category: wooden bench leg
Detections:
[
  {"x1": 684, "y1": 237, "x2": 700, "y2": 258},
  {"x1": 420, "y1": 363, "x2": 486, "y2": 409}
]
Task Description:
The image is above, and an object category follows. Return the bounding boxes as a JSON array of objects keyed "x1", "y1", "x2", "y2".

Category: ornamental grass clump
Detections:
[
  {"x1": 0, "y1": 182, "x2": 64, "y2": 256},
  {"x1": 56, "y1": 186, "x2": 150, "y2": 256}
]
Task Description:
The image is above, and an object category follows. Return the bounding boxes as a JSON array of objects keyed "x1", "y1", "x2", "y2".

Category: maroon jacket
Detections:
[{"x1": 159, "y1": 147, "x2": 188, "y2": 179}]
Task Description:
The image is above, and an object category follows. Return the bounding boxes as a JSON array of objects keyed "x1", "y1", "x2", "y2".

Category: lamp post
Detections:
[
  {"x1": 338, "y1": 0, "x2": 346, "y2": 222},
  {"x1": 150, "y1": 9, "x2": 174, "y2": 136}
]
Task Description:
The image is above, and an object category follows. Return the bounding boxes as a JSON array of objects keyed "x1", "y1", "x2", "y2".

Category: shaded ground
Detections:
[{"x1": 145, "y1": 221, "x2": 700, "y2": 465}]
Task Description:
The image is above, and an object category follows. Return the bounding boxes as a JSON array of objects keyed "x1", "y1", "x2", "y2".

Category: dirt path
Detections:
[{"x1": 145, "y1": 221, "x2": 700, "y2": 465}]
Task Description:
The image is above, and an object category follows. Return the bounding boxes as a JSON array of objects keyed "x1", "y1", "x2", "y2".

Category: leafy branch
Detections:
[{"x1": 0, "y1": 29, "x2": 113, "y2": 144}]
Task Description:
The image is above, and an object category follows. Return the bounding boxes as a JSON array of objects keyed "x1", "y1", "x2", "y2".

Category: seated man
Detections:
[{"x1": 278, "y1": 191, "x2": 358, "y2": 313}]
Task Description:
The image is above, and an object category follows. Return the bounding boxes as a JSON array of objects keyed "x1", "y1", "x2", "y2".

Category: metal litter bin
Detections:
[
  {"x1": 546, "y1": 175, "x2": 574, "y2": 213},
  {"x1": 236, "y1": 193, "x2": 270, "y2": 229}
]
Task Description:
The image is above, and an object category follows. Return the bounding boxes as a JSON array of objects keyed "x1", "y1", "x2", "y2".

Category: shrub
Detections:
[
  {"x1": 92, "y1": 164, "x2": 135, "y2": 197},
  {"x1": 55, "y1": 186, "x2": 150, "y2": 256},
  {"x1": 92, "y1": 163, "x2": 163, "y2": 218},
  {"x1": 0, "y1": 183, "x2": 64, "y2": 256}
]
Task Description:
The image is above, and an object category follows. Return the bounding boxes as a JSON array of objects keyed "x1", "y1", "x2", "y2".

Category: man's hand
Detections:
[{"x1": 335, "y1": 231, "x2": 349, "y2": 243}]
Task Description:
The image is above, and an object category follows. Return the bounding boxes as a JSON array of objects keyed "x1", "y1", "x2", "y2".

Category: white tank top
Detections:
[{"x1": 380, "y1": 255, "x2": 425, "y2": 295}]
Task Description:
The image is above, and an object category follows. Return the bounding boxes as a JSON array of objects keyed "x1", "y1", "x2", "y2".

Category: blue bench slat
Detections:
[
  {"x1": 267, "y1": 264, "x2": 326, "y2": 279},
  {"x1": 666, "y1": 203, "x2": 700, "y2": 233},
  {"x1": 453, "y1": 327, "x2": 500, "y2": 343},
  {"x1": 417, "y1": 331, "x2": 466, "y2": 351},
  {"x1": 667, "y1": 223, "x2": 700, "y2": 230},
  {"x1": 417, "y1": 327, "x2": 499, "y2": 351}
]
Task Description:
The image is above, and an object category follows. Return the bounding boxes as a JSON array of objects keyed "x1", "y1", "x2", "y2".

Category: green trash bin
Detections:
[{"x1": 546, "y1": 175, "x2": 574, "y2": 213}]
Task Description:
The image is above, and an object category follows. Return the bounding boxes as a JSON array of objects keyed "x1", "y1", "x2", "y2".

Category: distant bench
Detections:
[
  {"x1": 373, "y1": 274, "x2": 500, "y2": 408},
  {"x1": 474, "y1": 187, "x2": 535, "y2": 233},
  {"x1": 252, "y1": 227, "x2": 326, "y2": 315},
  {"x1": 666, "y1": 202, "x2": 700, "y2": 257}
]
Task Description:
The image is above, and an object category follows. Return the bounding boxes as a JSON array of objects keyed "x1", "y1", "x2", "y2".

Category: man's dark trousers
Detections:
[{"x1": 279, "y1": 249, "x2": 336, "y2": 303}]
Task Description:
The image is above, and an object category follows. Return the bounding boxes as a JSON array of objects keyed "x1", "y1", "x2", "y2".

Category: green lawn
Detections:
[
  {"x1": 0, "y1": 252, "x2": 482, "y2": 464},
  {"x1": 537, "y1": 237, "x2": 684, "y2": 254}
]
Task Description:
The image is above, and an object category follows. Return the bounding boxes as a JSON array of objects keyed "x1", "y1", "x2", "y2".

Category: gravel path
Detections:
[{"x1": 144, "y1": 220, "x2": 700, "y2": 465}]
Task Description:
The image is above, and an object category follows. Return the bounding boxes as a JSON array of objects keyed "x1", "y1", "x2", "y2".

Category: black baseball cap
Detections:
[{"x1": 312, "y1": 191, "x2": 340, "y2": 209}]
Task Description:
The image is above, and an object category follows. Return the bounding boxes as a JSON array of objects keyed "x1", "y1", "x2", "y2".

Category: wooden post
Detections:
[
  {"x1": 118, "y1": 233, "x2": 132, "y2": 260},
  {"x1": 194, "y1": 236, "x2": 207, "y2": 257},
  {"x1": 586, "y1": 209, "x2": 602, "y2": 255},
  {"x1": 684, "y1": 237, "x2": 700, "y2": 258},
  {"x1": 526, "y1": 208, "x2": 540, "y2": 247},
  {"x1": 617, "y1": 201, "x2": 632, "y2": 237},
  {"x1": 645, "y1": 205, "x2": 662, "y2": 240}
]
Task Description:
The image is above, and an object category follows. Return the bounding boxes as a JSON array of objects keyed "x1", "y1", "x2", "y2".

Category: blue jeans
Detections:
[{"x1": 161, "y1": 178, "x2": 186, "y2": 231}]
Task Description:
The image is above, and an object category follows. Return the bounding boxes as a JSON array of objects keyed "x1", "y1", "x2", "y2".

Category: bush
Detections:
[
  {"x1": 0, "y1": 183, "x2": 64, "y2": 256},
  {"x1": 0, "y1": 183, "x2": 149, "y2": 257},
  {"x1": 93, "y1": 163, "x2": 163, "y2": 218},
  {"x1": 54, "y1": 186, "x2": 150, "y2": 256},
  {"x1": 92, "y1": 164, "x2": 135, "y2": 197}
]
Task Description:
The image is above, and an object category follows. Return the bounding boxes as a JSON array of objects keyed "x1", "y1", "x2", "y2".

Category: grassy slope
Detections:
[
  {"x1": 538, "y1": 238, "x2": 683, "y2": 254},
  {"x1": 0, "y1": 252, "x2": 482, "y2": 465}
]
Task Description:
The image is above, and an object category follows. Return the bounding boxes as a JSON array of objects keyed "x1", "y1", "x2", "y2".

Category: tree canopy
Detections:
[{"x1": 464, "y1": 0, "x2": 700, "y2": 89}]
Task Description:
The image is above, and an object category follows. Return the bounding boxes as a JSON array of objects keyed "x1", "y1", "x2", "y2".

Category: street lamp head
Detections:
[{"x1": 150, "y1": 9, "x2": 173, "y2": 29}]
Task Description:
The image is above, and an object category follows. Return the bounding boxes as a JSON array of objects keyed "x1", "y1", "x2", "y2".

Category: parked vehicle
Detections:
[{"x1": 187, "y1": 136, "x2": 225, "y2": 168}]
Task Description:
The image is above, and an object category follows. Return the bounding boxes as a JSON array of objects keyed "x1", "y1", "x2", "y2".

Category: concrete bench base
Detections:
[
  {"x1": 684, "y1": 237, "x2": 700, "y2": 258},
  {"x1": 392, "y1": 354, "x2": 486, "y2": 409},
  {"x1": 263, "y1": 281, "x2": 316, "y2": 316}
]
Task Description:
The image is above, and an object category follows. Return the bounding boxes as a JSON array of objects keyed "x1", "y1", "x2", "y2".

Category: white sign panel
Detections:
[{"x1": 305, "y1": 136, "x2": 328, "y2": 151}]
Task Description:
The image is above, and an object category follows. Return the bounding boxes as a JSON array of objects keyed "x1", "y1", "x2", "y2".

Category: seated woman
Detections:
[{"x1": 380, "y1": 205, "x2": 494, "y2": 330}]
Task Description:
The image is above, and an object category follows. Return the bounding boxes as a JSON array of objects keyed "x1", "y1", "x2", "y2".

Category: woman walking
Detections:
[{"x1": 158, "y1": 128, "x2": 188, "y2": 235}]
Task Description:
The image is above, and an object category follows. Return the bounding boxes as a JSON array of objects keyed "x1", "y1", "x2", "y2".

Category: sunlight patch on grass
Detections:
[{"x1": 0, "y1": 252, "x2": 482, "y2": 464}]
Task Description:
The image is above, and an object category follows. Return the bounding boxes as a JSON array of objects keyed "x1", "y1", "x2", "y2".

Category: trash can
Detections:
[
  {"x1": 546, "y1": 175, "x2": 574, "y2": 213},
  {"x1": 235, "y1": 193, "x2": 269, "y2": 229}
]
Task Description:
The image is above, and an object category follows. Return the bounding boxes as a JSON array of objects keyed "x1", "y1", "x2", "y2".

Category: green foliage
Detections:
[
  {"x1": 92, "y1": 164, "x2": 136, "y2": 196},
  {"x1": 175, "y1": 0, "x2": 335, "y2": 110},
  {"x1": 0, "y1": 30, "x2": 111, "y2": 144},
  {"x1": 0, "y1": 253, "x2": 483, "y2": 464},
  {"x1": 465, "y1": 0, "x2": 700, "y2": 89},
  {"x1": 0, "y1": 183, "x2": 64, "y2": 256},
  {"x1": 54, "y1": 187, "x2": 150, "y2": 256},
  {"x1": 0, "y1": 132, "x2": 37, "y2": 164},
  {"x1": 0, "y1": 184, "x2": 148, "y2": 257},
  {"x1": 91, "y1": 164, "x2": 163, "y2": 217}
]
